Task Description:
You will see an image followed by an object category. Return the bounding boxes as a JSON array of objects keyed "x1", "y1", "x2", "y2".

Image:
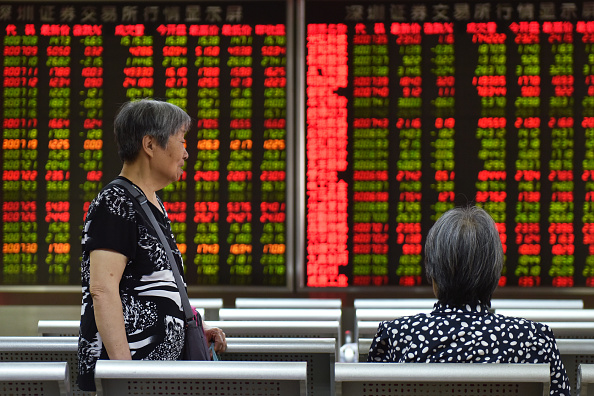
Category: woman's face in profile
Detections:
[{"x1": 153, "y1": 129, "x2": 188, "y2": 184}]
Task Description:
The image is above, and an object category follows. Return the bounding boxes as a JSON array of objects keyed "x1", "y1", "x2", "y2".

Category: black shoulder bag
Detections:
[{"x1": 111, "y1": 178, "x2": 211, "y2": 361}]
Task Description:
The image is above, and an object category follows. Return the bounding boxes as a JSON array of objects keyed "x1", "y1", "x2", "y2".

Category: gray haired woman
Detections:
[
  {"x1": 368, "y1": 206, "x2": 570, "y2": 396},
  {"x1": 77, "y1": 99, "x2": 226, "y2": 392}
]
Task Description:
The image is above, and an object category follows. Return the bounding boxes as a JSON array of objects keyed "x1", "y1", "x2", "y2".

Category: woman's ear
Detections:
[{"x1": 142, "y1": 135, "x2": 154, "y2": 158}]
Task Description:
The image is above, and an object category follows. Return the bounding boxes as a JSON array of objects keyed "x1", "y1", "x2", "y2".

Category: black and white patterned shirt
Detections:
[
  {"x1": 367, "y1": 302, "x2": 570, "y2": 396},
  {"x1": 77, "y1": 177, "x2": 186, "y2": 392}
]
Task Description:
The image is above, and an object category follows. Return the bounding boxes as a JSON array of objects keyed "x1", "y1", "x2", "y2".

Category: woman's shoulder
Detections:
[
  {"x1": 492, "y1": 313, "x2": 555, "y2": 337},
  {"x1": 87, "y1": 181, "x2": 135, "y2": 220},
  {"x1": 376, "y1": 312, "x2": 433, "y2": 333},
  {"x1": 91, "y1": 179, "x2": 127, "y2": 199}
]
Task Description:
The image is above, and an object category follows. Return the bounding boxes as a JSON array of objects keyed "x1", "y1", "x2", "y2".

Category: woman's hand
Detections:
[{"x1": 204, "y1": 324, "x2": 227, "y2": 355}]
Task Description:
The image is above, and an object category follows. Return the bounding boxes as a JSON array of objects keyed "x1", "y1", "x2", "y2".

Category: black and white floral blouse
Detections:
[
  {"x1": 77, "y1": 177, "x2": 186, "y2": 391},
  {"x1": 367, "y1": 302, "x2": 570, "y2": 396}
]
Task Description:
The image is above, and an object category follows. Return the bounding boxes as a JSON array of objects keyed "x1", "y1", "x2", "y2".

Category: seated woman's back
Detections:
[{"x1": 368, "y1": 302, "x2": 570, "y2": 395}]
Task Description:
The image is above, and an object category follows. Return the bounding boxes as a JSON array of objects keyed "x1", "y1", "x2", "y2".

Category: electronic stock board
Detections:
[
  {"x1": 0, "y1": 1, "x2": 291, "y2": 288},
  {"x1": 301, "y1": 0, "x2": 594, "y2": 289}
]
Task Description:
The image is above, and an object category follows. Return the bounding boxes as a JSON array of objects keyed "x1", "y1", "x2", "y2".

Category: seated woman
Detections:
[{"x1": 368, "y1": 206, "x2": 570, "y2": 396}]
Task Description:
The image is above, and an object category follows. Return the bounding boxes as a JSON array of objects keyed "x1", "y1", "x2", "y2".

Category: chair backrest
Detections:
[
  {"x1": 207, "y1": 320, "x2": 341, "y2": 342},
  {"x1": 0, "y1": 361, "x2": 71, "y2": 396},
  {"x1": 491, "y1": 299, "x2": 583, "y2": 309},
  {"x1": 546, "y1": 322, "x2": 594, "y2": 339},
  {"x1": 224, "y1": 337, "x2": 335, "y2": 396},
  {"x1": 578, "y1": 363, "x2": 594, "y2": 396},
  {"x1": 357, "y1": 338, "x2": 373, "y2": 362},
  {"x1": 557, "y1": 339, "x2": 594, "y2": 393},
  {"x1": 356, "y1": 320, "x2": 385, "y2": 340},
  {"x1": 38, "y1": 320, "x2": 79, "y2": 337},
  {"x1": 94, "y1": 360, "x2": 307, "y2": 396},
  {"x1": 219, "y1": 308, "x2": 342, "y2": 322},
  {"x1": 37, "y1": 311, "x2": 203, "y2": 336},
  {"x1": 37, "y1": 319, "x2": 340, "y2": 339},
  {"x1": 355, "y1": 306, "x2": 592, "y2": 330},
  {"x1": 334, "y1": 362, "x2": 550, "y2": 396},
  {"x1": 354, "y1": 299, "x2": 583, "y2": 310},
  {"x1": 235, "y1": 298, "x2": 342, "y2": 309},
  {"x1": 496, "y1": 309, "x2": 594, "y2": 322},
  {"x1": 0, "y1": 336, "x2": 89, "y2": 396},
  {"x1": 187, "y1": 298, "x2": 223, "y2": 320}
]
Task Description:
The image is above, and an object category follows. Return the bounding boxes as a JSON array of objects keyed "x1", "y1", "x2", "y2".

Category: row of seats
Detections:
[
  {"x1": 37, "y1": 317, "x2": 594, "y2": 339},
  {"x1": 5, "y1": 298, "x2": 589, "y2": 395},
  {"x1": 35, "y1": 296, "x2": 594, "y2": 394},
  {"x1": 349, "y1": 300, "x2": 594, "y2": 393},
  {"x1": 5, "y1": 360, "x2": 594, "y2": 396},
  {"x1": 186, "y1": 297, "x2": 586, "y2": 320},
  {"x1": 37, "y1": 320, "x2": 344, "y2": 347},
  {"x1": 193, "y1": 297, "x2": 594, "y2": 343},
  {"x1": 0, "y1": 336, "x2": 335, "y2": 396},
  {"x1": 215, "y1": 307, "x2": 594, "y2": 323},
  {"x1": 232, "y1": 297, "x2": 585, "y2": 309},
  {"x1": 39, "y1": 305, "x2": 594, "y2": 348},
  {"x1": 8, "y1": 328, "x2": 594, "y2": 395}
]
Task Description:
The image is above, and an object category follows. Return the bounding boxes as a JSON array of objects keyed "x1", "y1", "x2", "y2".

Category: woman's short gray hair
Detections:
[
  {"x1": 425, "y1": 206, "x2": 503, "y2": 307},
  {"x1": 114, "y1": 99, "x2": 191, "y2": 162}
]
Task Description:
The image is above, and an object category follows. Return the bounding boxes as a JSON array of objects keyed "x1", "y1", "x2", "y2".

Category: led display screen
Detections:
[
  {"x1": 0, "y1": 2, "x2": 290, "y2": 288},
  {"x1": 303, "y1": 0, "x2": 594, "y2": 288}
]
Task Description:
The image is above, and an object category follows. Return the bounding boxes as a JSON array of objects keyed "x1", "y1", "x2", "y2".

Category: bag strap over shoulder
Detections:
[{"x1": 110, "y1": 178, "x2": 197, "y2": 324}]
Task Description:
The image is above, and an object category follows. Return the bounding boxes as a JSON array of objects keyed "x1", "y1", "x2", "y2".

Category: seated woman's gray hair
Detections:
[{"x1": 424, "y1": 206, "x2": 503, "y2": 308}]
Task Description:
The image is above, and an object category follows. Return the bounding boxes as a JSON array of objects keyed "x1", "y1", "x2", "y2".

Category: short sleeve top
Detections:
[
  {"x1": 367, "y1": 302, "x2": 571, "y2": 396},
  {"x1": 77, "y1": 177, "x2": 186, "y2": 391}
]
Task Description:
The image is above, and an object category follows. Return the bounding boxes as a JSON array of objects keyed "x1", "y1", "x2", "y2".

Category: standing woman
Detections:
[{"x1": 77, "y1": 99, "x2": 226, "y2": 392}]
